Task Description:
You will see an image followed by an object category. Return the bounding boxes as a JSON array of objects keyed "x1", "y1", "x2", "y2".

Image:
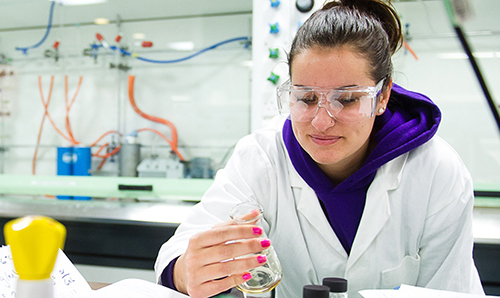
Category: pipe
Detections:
[
  {"x1": 33, "y1": 76, "x2": 55, "y2": 175},
  {"x1": 108, "y1": 36, "x2": 250, "y2": 64},
  {"x1": 128, "y1": 75, "x2": 184, "y2": 160},
  {"x1": 16, "y1": 1, "x2": 56, "y2": 54}
]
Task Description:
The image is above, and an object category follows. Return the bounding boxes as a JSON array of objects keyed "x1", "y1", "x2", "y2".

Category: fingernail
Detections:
[
  {"x1": 250, "y1": 209, "x2": 262, "y2": 218},
  {"x1": 242, "y1": 273, "x2": 252, "y2": 281},
  {"x1": 257, "y1": 255, "x2": 267, "y2": 264},
  {"x1": 253, "y1": 227, "x2": 262, "y2": 235},
  {"x1": 261, "y1": 239, "x2": 271, "y2": 248}
]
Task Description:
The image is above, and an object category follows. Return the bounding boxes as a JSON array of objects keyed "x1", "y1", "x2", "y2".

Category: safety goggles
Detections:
[{"x1": 276, "y1": 78, "x2": 385, "y2": 122}]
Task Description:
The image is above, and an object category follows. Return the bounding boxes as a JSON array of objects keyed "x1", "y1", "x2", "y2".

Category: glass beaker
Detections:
[{"x1": 229, "y1": 202, "x2": 283, "y2": 296}]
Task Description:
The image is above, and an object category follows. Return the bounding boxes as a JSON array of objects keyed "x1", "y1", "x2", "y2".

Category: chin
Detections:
[
  {"x1": 307, "y1": 149, "x2": 343, "y2": 165},
  {"x1": 312, "y1": 156, "x2": 342, "y2": 166}
]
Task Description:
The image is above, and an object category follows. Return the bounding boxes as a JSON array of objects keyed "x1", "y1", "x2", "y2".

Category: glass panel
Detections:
[{"x1": 393, "y1": 0, "x2": 500, "y2": 189}]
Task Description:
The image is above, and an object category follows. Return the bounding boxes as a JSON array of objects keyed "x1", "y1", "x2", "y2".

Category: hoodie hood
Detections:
[{"x1": 366, "y1": 83, "x2": 441, "y2": 177}]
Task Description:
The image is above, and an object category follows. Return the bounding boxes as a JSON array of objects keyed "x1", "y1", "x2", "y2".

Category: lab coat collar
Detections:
[
  {"x1": 296, "y1": 183, "x2": 349, "y2": 259},
  {"x1": 285, "y1": 152, "x2": 348, "y2": 258}
]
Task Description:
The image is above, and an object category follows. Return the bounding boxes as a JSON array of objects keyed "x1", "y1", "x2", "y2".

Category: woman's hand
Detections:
[{"x1": 173, "y1": 215, "x2": 270, "y2": 298}]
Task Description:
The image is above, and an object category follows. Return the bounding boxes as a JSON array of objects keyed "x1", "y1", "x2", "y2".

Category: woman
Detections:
[{"x1": 155, "y1": 1, "x2": 484, "y2": 297}]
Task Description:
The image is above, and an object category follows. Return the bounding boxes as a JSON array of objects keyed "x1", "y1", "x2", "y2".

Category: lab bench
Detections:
[
  {"x1": 0, "y1": 196, "x2": 194, "y2": 270},
  {"x1": 0, "y1": 196, "x2": 499, "y2": 295},
  {"x1": 471, "y1": 198, "x2": 500, "y2": 295}
]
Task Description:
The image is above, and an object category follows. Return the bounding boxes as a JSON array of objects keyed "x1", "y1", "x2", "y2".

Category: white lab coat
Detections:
[{"x1": 155, "y1": 119, "x2": 484, "y2": 298}]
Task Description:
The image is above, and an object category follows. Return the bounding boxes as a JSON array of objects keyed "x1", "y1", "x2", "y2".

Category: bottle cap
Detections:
[
  {"x1": 4, "y1": 215, "x2": 66, "y2": 280},
  {"x1": 303, "y1": 285, "x2": 330, "y2": 298},
  {"x1": 322, "y1": 277, "x2": 348, "y2": 293}
]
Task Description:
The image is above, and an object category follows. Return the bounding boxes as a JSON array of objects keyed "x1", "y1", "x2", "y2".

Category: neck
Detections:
[{"x1": 318, "y1": 138, "x2": 371, "y2": 185}]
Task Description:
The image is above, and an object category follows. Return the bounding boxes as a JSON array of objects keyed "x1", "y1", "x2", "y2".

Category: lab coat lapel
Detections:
[
  {"x1": 291, "y1": 172, "x2": 348, "y2": 259},
  {"x1": 347, "y1": 154, "x2": 408, "y2": 268}
]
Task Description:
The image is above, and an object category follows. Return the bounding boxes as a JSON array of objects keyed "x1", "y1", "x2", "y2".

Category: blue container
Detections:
[
  {"x1": 72, "y1": 146, "x2": 92, "y2": 200},
  {"x1": 57, "y1": 147, "x2": 74, "y2": 200},
  {"x1": 73, "y1": 147, "x2": 91, "y2": 176}
]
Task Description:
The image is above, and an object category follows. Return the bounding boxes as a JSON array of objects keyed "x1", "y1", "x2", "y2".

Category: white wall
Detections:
[{"x1": 0, "y1": 4, "x2": 252, "y2": 176}]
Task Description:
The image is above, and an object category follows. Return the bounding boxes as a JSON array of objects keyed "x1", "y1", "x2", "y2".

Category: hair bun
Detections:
[{"x1": 321, "y1": 0, "x2": 403, "y2": 54}]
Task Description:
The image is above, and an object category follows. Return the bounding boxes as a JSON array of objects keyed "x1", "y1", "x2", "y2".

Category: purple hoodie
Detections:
[{"x1": 282, "y1": 84, "x2": 441, "y2": 254}]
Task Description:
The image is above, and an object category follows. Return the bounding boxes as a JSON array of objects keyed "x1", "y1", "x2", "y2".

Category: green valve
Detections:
[
  {"x1": 269, "y1": 23, "x2": 280, "y2": 34},
  {"x1": 269, "y1": 48, "x2": 279, "y2": 59},
  {"x1": 267, "y1": 72, "x2": 280, "y2": 85}
]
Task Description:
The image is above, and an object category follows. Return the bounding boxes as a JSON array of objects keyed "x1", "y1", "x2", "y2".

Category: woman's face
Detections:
[{"x1": 290, "y1": 46, "x2": 388, "y2": 176}]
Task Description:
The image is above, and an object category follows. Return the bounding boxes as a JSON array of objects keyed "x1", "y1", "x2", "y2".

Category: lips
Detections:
[{"x1": 310, "y1": 134, "x2": 341, "y2": 146}]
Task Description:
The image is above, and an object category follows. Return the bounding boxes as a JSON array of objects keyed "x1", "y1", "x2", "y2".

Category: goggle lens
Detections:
[{"x1": 277, "y1": 79, "x2": 385, "y2": 122}]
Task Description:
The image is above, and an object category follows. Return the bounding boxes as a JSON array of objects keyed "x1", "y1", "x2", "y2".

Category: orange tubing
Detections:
[
  {"x1": 93, "y1": 128, "x2": 188, "y2": 171},
  {"x1": 97, "y1": 157, "x2": 107, "y2": 171},
  {"x1": 94, "y1": 145, "x2": 121, "y2": 159},
  {"x1": 128, "y1": 75, "x2": 184, "y2": 160},
  {"x1": 92, "y1": 141, "x2": 122, "y2": 172},
  {"x1": 137, "y1": 128, "x2": 184, "y2": 159},
  {"x1": 64, "y1": 75, "x2": 83, "y2": 145},
  {"x1": 33, "y1": 76, "x2": 55, "y2": 175},
  {"x1": 35, "y1": 76, "x2": 119, "y2": 174},
  {"x1": 34, "y1": 75, "x2": 185, "y2": 174},
  {"x1": 90, "y1": 130, "x2": 121, "y2": 147},
  {"x1": 90, "y1": 131, "x2": 121, "y2": 171},
  {"x1": 93, "y1": 144, "x2": 121, "y2": 171},
  {"x1": 404, "y1": 41, "x2": 419, "y2": 61},
  {"x1": 39, "y1": 80, "x2": 73, "y2": 144},
  {"x1": 94, "y1": 142, "x2": 110, "y2": 156}
]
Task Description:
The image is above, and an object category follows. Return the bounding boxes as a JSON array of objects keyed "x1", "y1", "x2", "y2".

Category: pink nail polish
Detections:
[
  {"x1": 242, "y1": 273, "x2": 252, "y2": 281},
  {"x1": 253, "y1": 227, "x2": 262, "y2": 235},
  {"x1": 257, "y1": 255, "x2": 267, "y2": 264},
  {"x1": 261, "y1": 239, "x2": 271, "y2": 248}
]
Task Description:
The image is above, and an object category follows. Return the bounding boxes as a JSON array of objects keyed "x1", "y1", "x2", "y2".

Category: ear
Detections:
[{"x1": 376, "y1": 79, "x2": 392, "y2": 115}]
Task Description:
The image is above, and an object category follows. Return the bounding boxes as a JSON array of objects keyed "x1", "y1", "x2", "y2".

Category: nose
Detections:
[{"x1": 311, "y1": 104, "x2": 335, "y2": 131}]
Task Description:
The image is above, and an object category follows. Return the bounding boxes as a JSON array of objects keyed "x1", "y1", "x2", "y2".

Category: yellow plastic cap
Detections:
[{"x1": 4, "y1": 215, "x2": 66, "y2": 280}]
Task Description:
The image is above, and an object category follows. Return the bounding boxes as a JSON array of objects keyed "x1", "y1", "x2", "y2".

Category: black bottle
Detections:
[
  {"x1": 322, "y1": 277, "x2": 348, "y2": 298},
  {"x1": 303, "y1": 284, "x2": 330, "y2": 298}
]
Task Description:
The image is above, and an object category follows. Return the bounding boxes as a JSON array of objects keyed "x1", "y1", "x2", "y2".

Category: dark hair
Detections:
[{"x1": 288, "y1": 0, "x2": 403, "y2": 87}]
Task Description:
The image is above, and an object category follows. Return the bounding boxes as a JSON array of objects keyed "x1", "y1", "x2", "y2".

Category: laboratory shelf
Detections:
[{"x1": 475, "y1": 197, "x2": 500, "y2": 208}]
